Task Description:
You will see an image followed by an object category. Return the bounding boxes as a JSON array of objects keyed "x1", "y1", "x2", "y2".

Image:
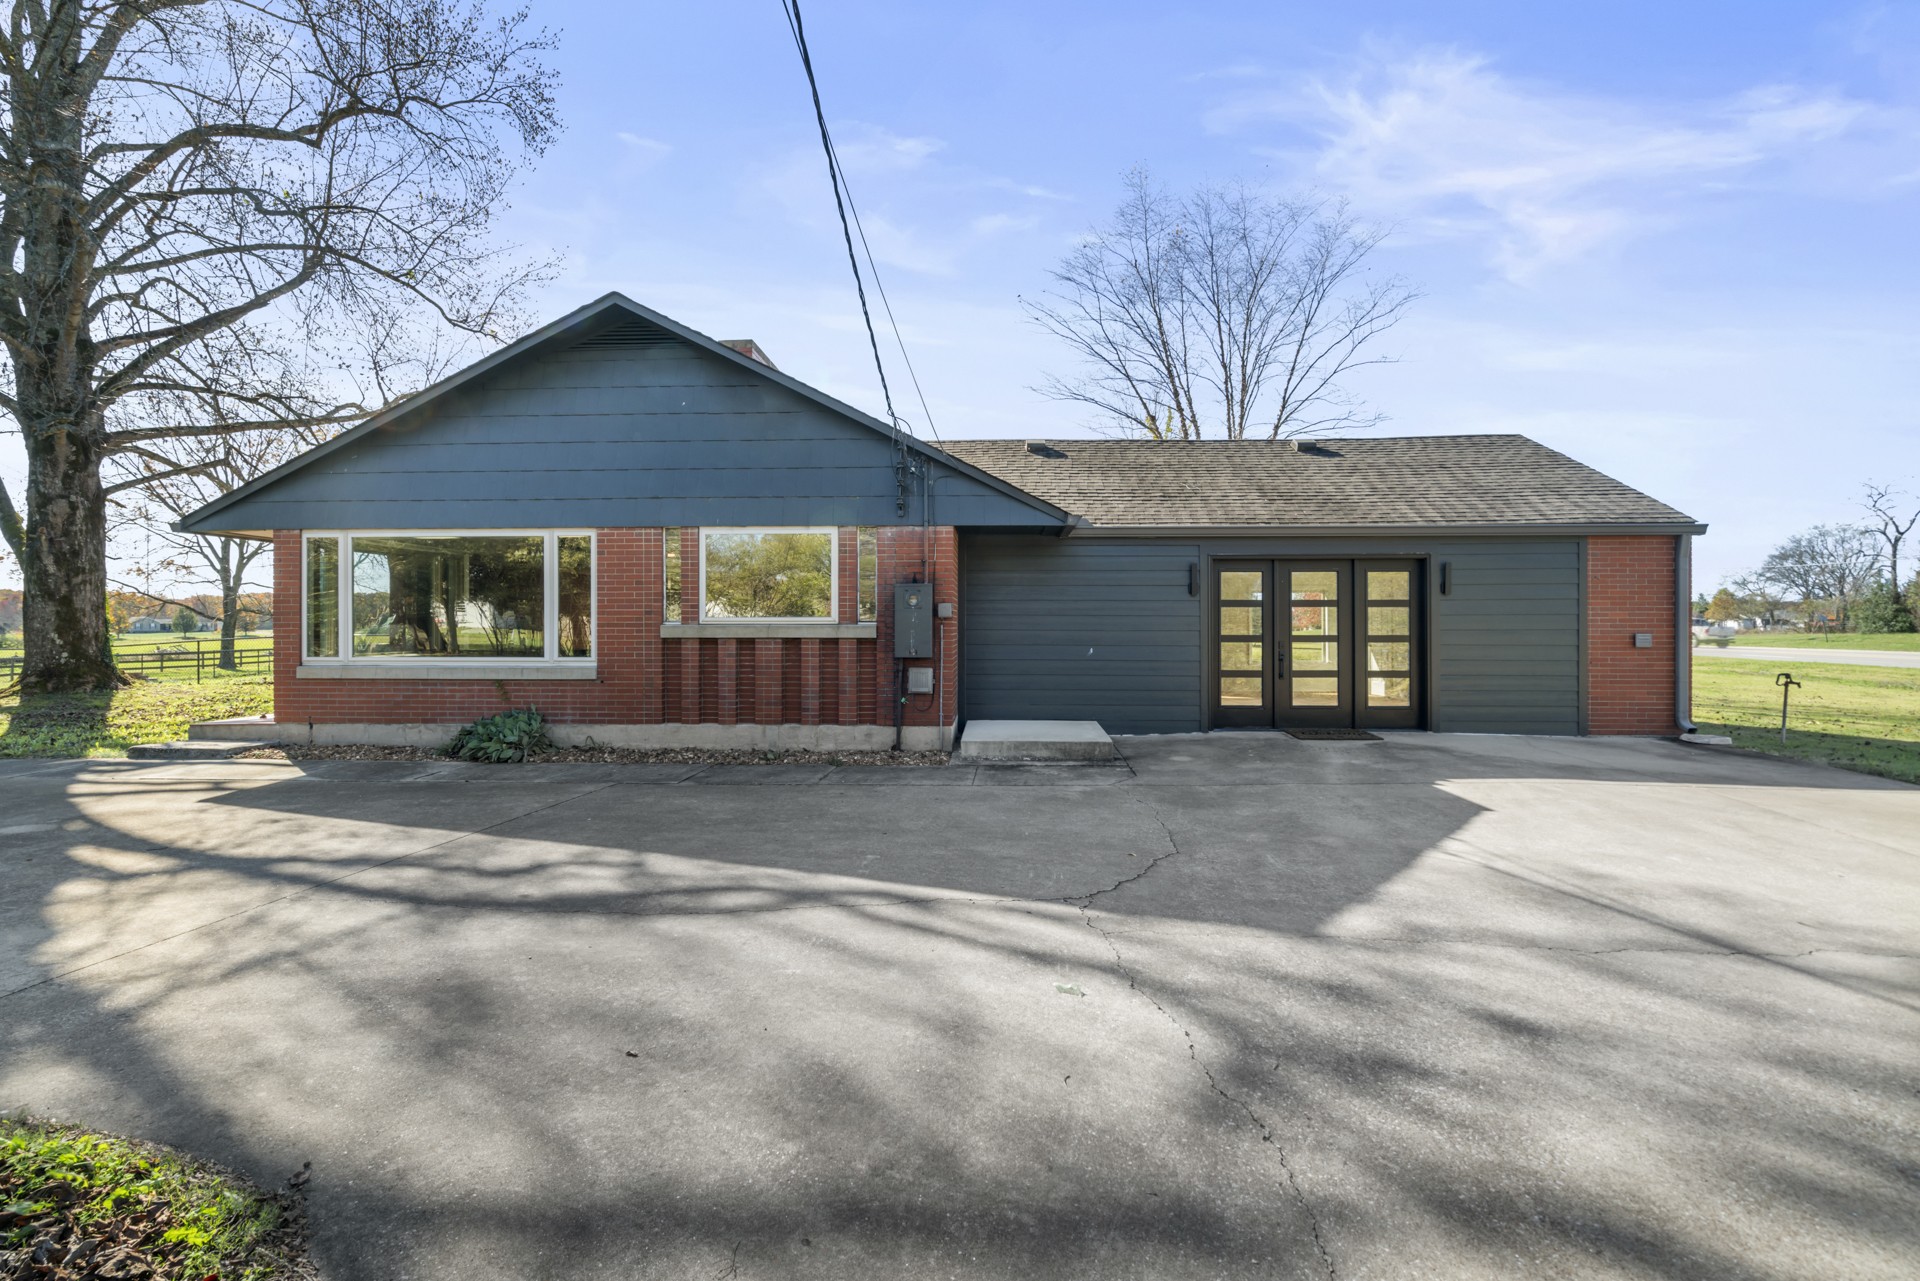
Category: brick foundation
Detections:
[
  {"x1": 273, "y1": 526, "x2": 960, "y2": 746},
  {"x1": 1586, "y1": 535, "x2": 1683, "y2": 735}
]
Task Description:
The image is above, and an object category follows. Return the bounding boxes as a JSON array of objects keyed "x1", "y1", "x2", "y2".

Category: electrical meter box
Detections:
[{"x1": 894, "y1": 582, "x2": 933, "y2": 658}]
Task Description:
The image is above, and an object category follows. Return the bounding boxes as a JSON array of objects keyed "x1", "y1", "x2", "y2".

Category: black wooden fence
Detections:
[{"x1": 0, "y1": 641, "x2": 273, "y2": 683}]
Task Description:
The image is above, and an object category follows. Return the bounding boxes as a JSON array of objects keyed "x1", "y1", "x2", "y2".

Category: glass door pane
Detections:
[
  {"x1": 1289, "y1": 569, "x2": 1340, "y2": 708},
  {"x1": 1358, "y1": 562, "x2": 1421, "y2": 729},
  {"x1": 1275, "y1": 562, "x2": 1351, "y2": 727},
  {"x1": 1213, "y1": 564, "x2": 1271, "y2": 727}
]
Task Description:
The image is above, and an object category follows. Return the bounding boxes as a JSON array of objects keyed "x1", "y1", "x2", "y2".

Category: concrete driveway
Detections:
[{"x1": 1, "y1": 735, "x2": 1915, "y2": 1280}]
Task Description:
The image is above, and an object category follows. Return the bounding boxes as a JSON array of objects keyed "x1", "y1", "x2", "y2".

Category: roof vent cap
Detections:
[{"x1": 1024, "y1": 441, "x2": 1067, "y2": 459}]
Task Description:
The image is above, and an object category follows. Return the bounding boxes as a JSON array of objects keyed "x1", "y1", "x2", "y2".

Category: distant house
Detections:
[
  {"x1": 176, "y1": 294, "x2": 1704, "y2": 747},
  {"x1": 127, "y1": 616, "x2": 172, "y2": 633}
]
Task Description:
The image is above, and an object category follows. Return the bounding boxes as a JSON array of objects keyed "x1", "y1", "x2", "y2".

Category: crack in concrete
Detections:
[
  {"x1": 1069, "y1": 799, "x2": 1338, "y2": 1280},
  {"x1": 1077, "y1": 901, "x2": 1338, "y2": 1281},
  {"x1": 1070, "y1": 791, "x2": 1184, "y2": 908}
]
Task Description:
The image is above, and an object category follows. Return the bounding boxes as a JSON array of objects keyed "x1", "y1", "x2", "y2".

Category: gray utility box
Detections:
[{"x1": 894, "y1": 582, "x2": 934, "y2": 658}]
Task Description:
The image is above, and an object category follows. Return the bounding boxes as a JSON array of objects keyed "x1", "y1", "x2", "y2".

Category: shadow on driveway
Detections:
[{"x1": 0, "y1": 733, "x2": 1915, "y2": 1280}]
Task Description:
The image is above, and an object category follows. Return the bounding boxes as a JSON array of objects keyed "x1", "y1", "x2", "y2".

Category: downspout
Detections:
[{"x1": 1675, "y1": 533, "x2": 1696, "y2": 733}]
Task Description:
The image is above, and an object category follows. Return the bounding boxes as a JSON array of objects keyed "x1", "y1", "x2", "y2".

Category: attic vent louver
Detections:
[
  {"x1": 1025, "y1": 441, "x2": 1067, "y2": 459},
  {"x1": 574, "y1": 317, "x2": 679, "y2": 350}
]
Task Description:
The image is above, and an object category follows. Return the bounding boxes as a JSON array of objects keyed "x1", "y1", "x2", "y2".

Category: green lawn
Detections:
[
  {"x1": 1710, "y1": 631, "x2": 1920, "y2": 652},
  {"x1": 0, "y1": 676, "x2": 272, "y2": 757},
  {"x1": 0, "y1": 629, "x2": 273, "y2": 658},
  {"x1": 1693, "y1": 657, "x2": 1920, "y2": 785}
]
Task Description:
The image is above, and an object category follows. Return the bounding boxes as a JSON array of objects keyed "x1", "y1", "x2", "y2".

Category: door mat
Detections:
[{"x1": 1285, "y1": 728, "x2": 1382, "y2": 741}]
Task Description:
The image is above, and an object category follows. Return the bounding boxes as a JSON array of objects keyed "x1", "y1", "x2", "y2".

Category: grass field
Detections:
[
  {"x1": 1693, "y1": 657, "x2": 1920, "y2": 785},
  {"x1": 0, "y1": 629, "x2": 273, "y2": 658},
  {"x1": 0, "y1": 676, "x2": 272, "y2": 757},
  {"x1": 1711, "y1": 631, "x2": 1920, "y2": 652}
]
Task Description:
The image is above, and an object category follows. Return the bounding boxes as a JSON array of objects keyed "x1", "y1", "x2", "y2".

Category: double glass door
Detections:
[{"x1": 1214, "y1": 560, "x2": 1422, "y2": 730}]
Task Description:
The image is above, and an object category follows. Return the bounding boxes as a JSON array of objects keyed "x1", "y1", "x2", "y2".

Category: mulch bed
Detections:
[
  {"x1": 236, "y1": 743, "x2": 951, "y2": 767},
  {"x1": 0, "y1": 1118, "x2": 314, "y2": 1280}
]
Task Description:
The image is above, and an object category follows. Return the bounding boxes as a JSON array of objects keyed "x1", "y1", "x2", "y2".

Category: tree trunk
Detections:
[
  {"x1": 218, "y1": 573, "x2": 240, "y2": 670},
  {"x1": 21, "y1": 426, "x2": 120, "y2": 692}
]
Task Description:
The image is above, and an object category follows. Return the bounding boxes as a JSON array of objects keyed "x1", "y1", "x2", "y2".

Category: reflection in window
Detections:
[
  {"x1": 1367, "y1": 571, "x2": 1411, "y2": 601},
  {"x1": 1220, "y1": 571, "x2": 1263, "y2": 601},
  {"x1": 558, "y1": 536, "x2": 592, "y2": 657},
  {"x1": 1291, "y1": 605, "x2": 1337, "y2": 637},
  {"x1": 703, "y1": 529, "x2": 834, "y2": 620},
  {"x1": 1368, "y1": 606, "x2": 1411, "y2": 636},
  {"x1": 1220, "y1": 641, "x2": 1263, "y2": 671},
  {"x1": 351, "y1": 535, "x2": 545, "y2": 657},
  {"x1": 857, "y1": 527, "x2": 878, "y2": 621},
  {"x1": 1367, "y1": 642, "x2": 1410, "y2": 672},
  {"x1": 1219, "y1": 606, "x2": 1261, "y2": 636},
  {"x1": 1291, "y1": 641, "x2": 1339, "y2": 671},
  {"x1": 306, "y1": 537, "x2": 339, "y2": 658},
  {"x1": 664, "y1": 527, "x2": 681, "y2": 619},
  {"x1": 1220, "y1": 676, "x2": 1263, "y2": 706},
  {"x1": 1293, "y1": 677, "x2": 1339, "y2": 707},
  {"x1": 1368, "y1": 676, "x2": 1412, "y2": 707},
  {"x1": 1291, "y1": 571, "x2": 1338, "y2": 600}
]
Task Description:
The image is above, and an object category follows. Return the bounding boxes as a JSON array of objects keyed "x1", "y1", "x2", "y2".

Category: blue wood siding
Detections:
[
  {"x1": 197, "y1": 342, "x2": 1049, "y2": 530},
  {"x1": 962, "y1": 536, "x2": 1205, "y2": 735},
  {"x1": 961, "y1": 534, "x2": 1583, "y2": 736}
]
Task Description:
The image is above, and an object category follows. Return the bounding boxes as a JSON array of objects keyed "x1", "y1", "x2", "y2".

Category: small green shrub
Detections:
[{"x1": 448, "y1": 708, "x2": 550, "y2": 762}]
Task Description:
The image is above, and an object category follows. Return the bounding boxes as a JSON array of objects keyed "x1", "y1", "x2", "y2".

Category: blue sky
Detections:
[{"x1": 6, "y1": 0, "x2": 1918, "y2": 591}]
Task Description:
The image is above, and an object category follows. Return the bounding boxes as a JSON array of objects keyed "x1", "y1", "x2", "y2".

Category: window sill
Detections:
[
  {"x1": 297, "y1": 663, "x2": 598, "y2": 681},
  {"x1": 661, "y1": 622, "x2": 877, "y2": 640}
]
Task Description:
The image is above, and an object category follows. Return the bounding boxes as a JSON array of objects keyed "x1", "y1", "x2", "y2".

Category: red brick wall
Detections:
[
  {"x1": 1586, "y1": 535, "x2": 1683, "y2": 735},
  {"x1": 274, "y1": 526, "x2": 959, "y2": 731}
]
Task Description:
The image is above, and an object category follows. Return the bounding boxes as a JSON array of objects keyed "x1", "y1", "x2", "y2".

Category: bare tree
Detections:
[
  {"x1": 1862, "y1": 482, "x2": 1919, "y2": 612},
  {"x1": 1759, "y1": 524, "x2": 1883, "y2": 628},
  {"x1": 111, "y1": 428, "x2": 324, "y2": 670},
  {"x1": 1728, "y1": 571, "x2": 1789, "y2": 627},
  {"x1": 0, "y1": 1, "x2": 559, "y2": 693},
  {"x1": 1022, "y1": 169, "x2": 1419, "y2": 440}
]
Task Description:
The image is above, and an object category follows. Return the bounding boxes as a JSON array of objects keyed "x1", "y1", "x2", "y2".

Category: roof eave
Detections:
[{"x1": 1059, "y1": 520, "x2": 1708, "y2": 539}]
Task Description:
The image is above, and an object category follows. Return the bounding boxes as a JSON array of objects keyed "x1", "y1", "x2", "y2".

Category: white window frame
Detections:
[
  {"x1": 302, "y1": 529, "x2": 597, "y2": 665},
  {"x1": 698, "y1": 526, "x2": 840, "y2": 624}
]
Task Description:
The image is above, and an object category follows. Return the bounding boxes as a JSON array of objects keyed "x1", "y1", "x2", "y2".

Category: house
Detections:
[
  {"x1": 176, "y1": 294, "x2": 1704, "y2": 747},
  {"x1": 127, "y1": 616, "x2": 173, "y2": 634}
]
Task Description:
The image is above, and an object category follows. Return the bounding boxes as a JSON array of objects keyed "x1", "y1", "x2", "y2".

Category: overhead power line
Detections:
[{"x1": 778, "y1": 0, "x2": 941, "y2": 442}]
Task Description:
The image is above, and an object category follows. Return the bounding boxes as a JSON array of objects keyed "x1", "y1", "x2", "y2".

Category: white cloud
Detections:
[
  {"x1": 1212, "y1": 49, "x2": 1885, "y2": 278},
  {"x1": 755, "y1": 123, "x2": 1063, "y2": 277},
  {"x1": 613, "y1": 133, "x2": 672, "y2": 171},
  {"x1": 831, "y1": 127, "x2": 946, "y2": 175}
]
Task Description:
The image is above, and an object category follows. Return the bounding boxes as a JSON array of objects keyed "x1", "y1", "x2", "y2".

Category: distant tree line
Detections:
[{"x1": 1709, "y1": 483, "x2": 1919, "y2": 633}]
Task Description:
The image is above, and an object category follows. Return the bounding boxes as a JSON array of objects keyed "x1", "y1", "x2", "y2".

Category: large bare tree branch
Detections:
[
  {"x1": 0, "y1": 0, "x2": 561, "y2": 691},
  {"x1": 1023, "y1": 168, "x2": 1420, "y2": 440}
]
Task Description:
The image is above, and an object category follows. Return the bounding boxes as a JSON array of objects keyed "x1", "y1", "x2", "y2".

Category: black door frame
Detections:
[{"x1": 1205, "y1": 554, "x2": 1429, "y2": 732}]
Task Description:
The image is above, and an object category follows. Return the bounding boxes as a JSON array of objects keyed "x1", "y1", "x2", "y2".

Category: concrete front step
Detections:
[
  {"x1": 127, "y1": 739, "x2": 276, "y2": 760},
  {"x1": 189, "y1": 715, "x2": 279, "y2": 742},
  {"x1": 957, "y1": 719, "x2": 1116, "y2": 762}
]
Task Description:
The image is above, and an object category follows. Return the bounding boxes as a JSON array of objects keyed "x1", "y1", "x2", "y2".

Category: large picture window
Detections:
[
  {"x1": 700, "y1": 528, "x2": 835, "y2": 621},
  {"x1": 304, "y1": 532, "x2": 593, "y2": 663}
]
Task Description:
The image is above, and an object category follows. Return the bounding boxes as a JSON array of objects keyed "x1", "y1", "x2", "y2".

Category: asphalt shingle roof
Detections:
[{"x1": 938, "y1": 434, "x2": 1698, "y2": 530}]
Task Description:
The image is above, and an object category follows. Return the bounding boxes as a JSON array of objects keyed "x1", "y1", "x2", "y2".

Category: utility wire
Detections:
[
  {"x1": 779, "y1": 0, "x2": 941, "y2": 442},
  {"x1": 831, "y1": 154, "x2": 943, "y2": 442}
]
